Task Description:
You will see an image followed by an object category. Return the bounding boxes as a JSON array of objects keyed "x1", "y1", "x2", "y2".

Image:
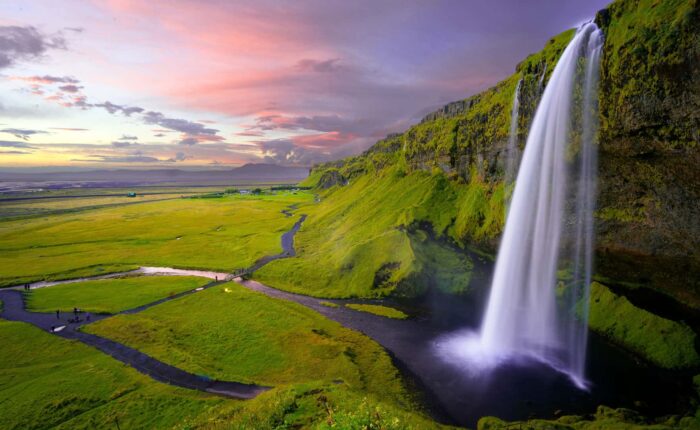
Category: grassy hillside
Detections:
[
  {"x1": 256, "y1": 167, "x2": 477, "y2": 298},
  {"x1": 273, "y1": 0, "x2": 700, "y2": 308},
  {"x1": 478, "y1": 405, "x2": 700, "y2": 429},
  {"x1": 255, "y1": 28, "x2": 577, "y2": 299},
  {"x1": 0, "y1": 315, "x2": 451, "y2": 429},
  {"x1": 82, "y1": 281, "x2": 452, "y2": 428}
]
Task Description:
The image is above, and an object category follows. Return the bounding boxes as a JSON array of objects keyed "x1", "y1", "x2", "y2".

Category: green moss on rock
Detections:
[
  {"x1": 588, "y1": 281, "x2": 700, "y2": 369},
  {"x1": 478, "y1": 405, "x2": 700, "y2": 429}
]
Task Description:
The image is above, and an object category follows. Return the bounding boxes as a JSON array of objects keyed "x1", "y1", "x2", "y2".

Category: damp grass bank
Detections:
[{"x1": 346, "y1": 303, "x2": 409, "y2": 319}]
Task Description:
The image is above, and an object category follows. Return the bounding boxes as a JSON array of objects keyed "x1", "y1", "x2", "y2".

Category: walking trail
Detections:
[{"x1": 0, "y1": 204, "x2": 307, "y2": 400}]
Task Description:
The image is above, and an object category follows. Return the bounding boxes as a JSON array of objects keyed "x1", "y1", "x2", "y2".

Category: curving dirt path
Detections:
[
  {"x1": 0, "y1": 285, "x2": 269, "y2": 399},
  {"x1": 0, "y1": 205, "x2": 307, "y2": 400}
]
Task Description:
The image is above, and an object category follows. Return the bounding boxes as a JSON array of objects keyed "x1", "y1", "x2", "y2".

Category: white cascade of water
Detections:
[
  {"x1": 479, "y1": 22, "x2": 603, "y2": 388},
  {"x1": 505, "y1": 78, "x2": 522, "y2": 189}
]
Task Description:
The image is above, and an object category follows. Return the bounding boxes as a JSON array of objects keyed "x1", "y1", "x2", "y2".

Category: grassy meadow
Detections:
[
  {"x1": 0, "y1": 191, "x2": 313, "y2": 287},
  {"x1": 80, "y1": 281, "x2": 452, "y2": 428},
  {"x1": 84, "y1": 282, "x2": 407, "y2": 392},
  {"x1": 27, "y1": 275, "x2": 211, "y2": 314},
  {"x1": 1, "y1": 315, "x2": 448, "y2": 429},
  {"x1": 0, "y1": 318, "x2": 228, "y2": 430},
  {"x1": 0, "y1": 194, "x2": 183, "y2": 219}
]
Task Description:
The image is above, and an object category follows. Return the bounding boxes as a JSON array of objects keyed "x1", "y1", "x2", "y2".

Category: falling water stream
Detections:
[
  {"x1": 504, "y1": 78, "x2": 522, "y2": 189},
  {"x1": 439, "y1": 22, "x2": 604, "y2": 390}
]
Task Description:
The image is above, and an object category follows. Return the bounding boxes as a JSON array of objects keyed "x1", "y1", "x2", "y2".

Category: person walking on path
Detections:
[
  {"x1": 56, "y1": 310, "x2": 60, "y2": 319},
  {"x1": 86, "y1": 313, "x2": 91, "y2": 322}
]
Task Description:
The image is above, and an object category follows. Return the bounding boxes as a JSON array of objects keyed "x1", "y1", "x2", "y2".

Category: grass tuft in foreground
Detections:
[{"x1": 345, "y1": 303, "x2": 408, "y2": 319}]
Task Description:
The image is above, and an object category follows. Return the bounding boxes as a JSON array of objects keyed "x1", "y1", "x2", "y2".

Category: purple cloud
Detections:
[
  {"x1": 0, "y1": 128, "x2": 48, "y2": 140},
  {"x1": 0, "y1": 26, "x2": 66, "y2": 69}
]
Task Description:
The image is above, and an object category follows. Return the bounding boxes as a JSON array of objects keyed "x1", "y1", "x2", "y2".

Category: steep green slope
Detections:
[
  {"x1": 256, "y1": 29, "x2": 577, "y2": 298},
  {"x1": 270, "y1": 0, "x2": 699, "y2": 309},
  {"x1": 256, "y1": 167, "x2": 477, "y2": 298}
]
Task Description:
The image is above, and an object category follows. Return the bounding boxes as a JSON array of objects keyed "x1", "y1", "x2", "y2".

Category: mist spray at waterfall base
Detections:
[{"x1": 436, "y1": 22, "x2": 603, "y2": 391}]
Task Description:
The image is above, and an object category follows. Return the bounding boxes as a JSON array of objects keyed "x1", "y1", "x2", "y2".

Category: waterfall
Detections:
[
  {"x1": 479, "y1": 22, "x2": 603, "y2": 389},
  {"x1": 505, "y1": 78, "x2": 522, "y2": 189},
  {"x1": 538, "y1": 63, "x2": 548, "y2": 89}
]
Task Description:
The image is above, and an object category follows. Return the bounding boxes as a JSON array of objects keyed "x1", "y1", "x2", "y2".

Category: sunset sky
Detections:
[{"x1": 0, "y1": 0, "x2": 608, "y2": 169}]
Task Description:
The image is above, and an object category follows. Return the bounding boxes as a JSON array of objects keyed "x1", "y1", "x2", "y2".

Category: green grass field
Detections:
[
  {"x1": 81, "y1": 281, "x2": 451, "y2": 428},
  {"x1": 0, "y1": 318, "x2": 229, "y2": 430},
  {"x1": 0, "y1": 194, "x2": 184, "y2": 219},
  {"x1": 27, "y1": 276, "x2": 211, "y2": 314},
  {"x1": 0, "y1": 192, "x2": 313, "y2": 287},
  {"x1": 1, "y1": 305, "x2": 448, "y2": 430},
  {"x1": 85, "y1": 282, "x2": 406, "y2": 392}
]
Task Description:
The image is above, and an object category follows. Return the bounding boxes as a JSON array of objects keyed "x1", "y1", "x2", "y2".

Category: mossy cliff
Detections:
[
  {"x1": 292, "y1": 0, "x2": 699, "y2": 309},
  {"x1": 588, "y1": 282, "x2": 699, "y2": 369},
  {"x1": 478, "y1": 405, "x2": 700, "y2": 429},
  {"x1": 594, "y1": 0, "x2": 700, "y2": 306}
]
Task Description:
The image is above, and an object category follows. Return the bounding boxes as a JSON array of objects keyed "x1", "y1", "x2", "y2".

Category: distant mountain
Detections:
[{"x1": 0, "y1": 163, "x2": 309, "y2": 184}]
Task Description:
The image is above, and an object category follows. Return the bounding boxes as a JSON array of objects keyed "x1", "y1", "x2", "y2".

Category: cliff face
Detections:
[
  {"x1": 305, "y1": 0, "x2": 700, "y2": 306},
  {"x1": 594, "y1": 0, "x2": 700, "y2": 303}
]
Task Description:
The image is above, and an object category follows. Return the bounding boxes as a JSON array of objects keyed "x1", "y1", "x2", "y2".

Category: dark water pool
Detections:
[
  {"x1": 244, "y1": 273, "x2": 693, "y2": 427},
  {"x1": 379, "y1": 266, "x2": 694, "y2": 427}
]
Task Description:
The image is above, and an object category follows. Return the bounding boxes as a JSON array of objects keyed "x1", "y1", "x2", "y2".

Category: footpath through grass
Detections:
[
  {"x1": 27, "y1": 276, "x2": 210, "y2": 314},
  {"x1": 85, "y1": 282, "x2": 408, "y2": 393},
  {"x1": 0, "y1": 192, "x2": 313, "y2": 287},
  {"x1": 0, "y1": 318, "x2": 226, "y2": 430},
  {"x1": 2, "y1": 291, "x2": 449, "y2": 429},
  {"x1": 84, "y1": 281, "x2": 450, "y2": 428}
]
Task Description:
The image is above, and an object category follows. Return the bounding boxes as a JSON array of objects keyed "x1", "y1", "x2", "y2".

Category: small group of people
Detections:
[
  {"x1": 54, "y1": 307, "x2": 91, "y2": 324},
  {"x1": 22, "y1": 283, "x2": 31, "y2": 291}
]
